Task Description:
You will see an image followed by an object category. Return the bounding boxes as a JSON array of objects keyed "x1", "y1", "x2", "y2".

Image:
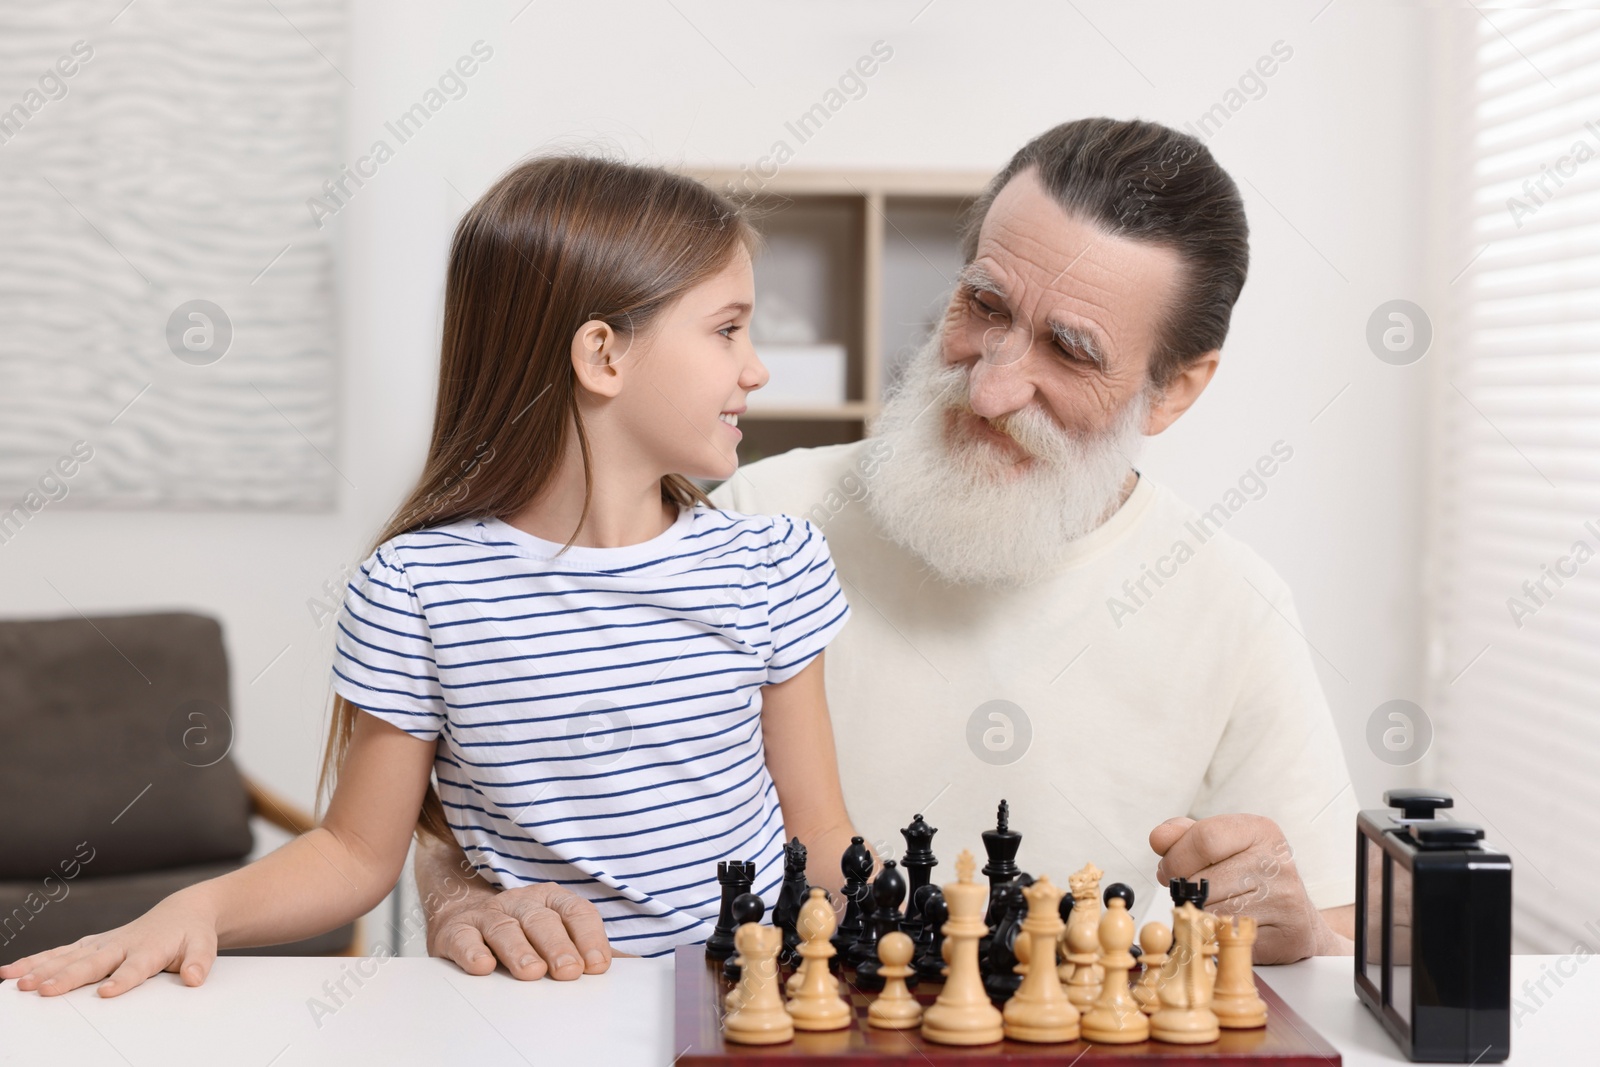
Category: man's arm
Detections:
[
  {"x1": 414, "y1": 828, "x2": 616, "y2": 980},
  {"x1": 1146, "y1": 559, "x2": 1361, "y2": 962}
]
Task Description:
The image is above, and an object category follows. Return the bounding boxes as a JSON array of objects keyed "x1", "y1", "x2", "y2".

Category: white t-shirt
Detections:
[
  {"x1": 330, "y1": 504, "x2": 851, "y2": 957},
  {"x1": 710, "y1": 439, "x2": 1359, "y2": 912}
]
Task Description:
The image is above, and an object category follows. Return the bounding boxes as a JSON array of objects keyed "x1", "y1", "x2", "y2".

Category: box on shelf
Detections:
[{"x1": 747, "y1": 343, "x2": 848, "y2": 409}]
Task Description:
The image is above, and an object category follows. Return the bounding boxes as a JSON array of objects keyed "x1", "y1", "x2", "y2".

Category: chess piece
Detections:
[
  {"x1": 1169, "y1": 876, "x2": 1209, "y2": 908},
  {"x1": 1062, "y1": 878, "x2": 1103, "y2": 1012},
  {"x1": 831, "y1": 836, "x2": 874, "y2": 962},
  {"x1": 1080, "y1": 887, "x2": 1149, "y2": 1043},
  {"x1": 1168, "y1": 877, "x2": 1218, "y2": 979},
  {"x1": 723, "y1": 907, "x2": 793, "y2": 1045},
  {"x1": 1058, "y1": 861, "x2": 1103, "y2": 989},
  {"x1": 1149, "y1": 901, "x2": 1220, "y2": 1044},
  {"x1": 773, "y1": 838, "x2": 809, "y2": 967},
  {"x1": 889, "y1": 866, "x2": 920, "y2": 992},
  {"x1": 1002, "y1": 875, "x2": 1080, "y2": 1043},
  {"x1": 854, "y1": 860, "x2": 906, "y2": 991},
  {"x1": 706, "y1": 859, "x2": 755, "y2": 961},
  {"x1": 721, "y1": 892, "x2": 765, "y2": 987},
  {"x1": 913, "y1": 884, "x2": 948, "y2": 983},
  {"x1": 785, "y1": 888, "x2": 852, "y2": 1031},
  {"x1": 900, "y1": 813, "x2": 938, "y2": 940},
  {"x1": 786, "y1": 890, "x2": 842, "y2": 1000},
  {"x1": 982, "y1": 878, "x2": 1029, "y2": 1001},
  {"x1": 978, "y1": 800, "x2": 1021, "y2": 960},
  {"x1": 1133, "y1": 921, "x2": 1172, "y2": 1015},
  {"x1": 786, "y1": 886, "x2": 837, "y2": 995},
  {"x1": 868, "y1": 932, "x2": 923, "y2": 1029},
  {"x1": 1054, "y1": 890, "x2": 1074, "y2": 983},
  {"x1": 1212, "y1": 915, "x2": 1268, "y2": 1029},
  {"x1": 920, "y1": 850, "x2": 1004, "y2": 1045}
]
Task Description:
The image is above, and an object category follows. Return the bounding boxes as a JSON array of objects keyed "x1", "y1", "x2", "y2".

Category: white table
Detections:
[{"x1": 0, "y1": 954, "x2": 1583, "y2": 1065}]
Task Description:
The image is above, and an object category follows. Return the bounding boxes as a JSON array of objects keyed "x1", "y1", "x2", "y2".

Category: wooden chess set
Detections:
[{"x1": 672, "y1": 802, "x2": 1341, "y2": 1065}]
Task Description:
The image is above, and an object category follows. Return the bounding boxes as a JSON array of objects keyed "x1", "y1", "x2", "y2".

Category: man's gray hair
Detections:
[{"x1": 958, "y1": 117, "x2": 1250, "y2": 388}]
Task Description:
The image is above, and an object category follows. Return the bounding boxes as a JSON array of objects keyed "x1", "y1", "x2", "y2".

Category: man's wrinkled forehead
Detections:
[{"x1": 967, "y1": 168, "x2": 1181, "y2": 369}]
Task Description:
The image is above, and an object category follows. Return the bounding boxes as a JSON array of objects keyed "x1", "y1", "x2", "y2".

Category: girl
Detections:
[{"x1": 1, "y1": 156, "x2": 863, "y2": 996}]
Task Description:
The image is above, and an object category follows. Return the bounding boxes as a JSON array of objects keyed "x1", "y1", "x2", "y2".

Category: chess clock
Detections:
[{"x1": 1355, "y1": 788, "x2": 1512, "y2": 1062}]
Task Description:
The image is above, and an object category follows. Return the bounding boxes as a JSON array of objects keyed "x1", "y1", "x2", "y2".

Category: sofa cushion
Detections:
[{"x1": 0, "y1": 613, "x2": 254, "y2": 880}]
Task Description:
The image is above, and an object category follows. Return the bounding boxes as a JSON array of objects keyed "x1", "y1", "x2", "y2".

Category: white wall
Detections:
[{"x1": 0, "y1": 0, "x2": 1434, "y2": 952}]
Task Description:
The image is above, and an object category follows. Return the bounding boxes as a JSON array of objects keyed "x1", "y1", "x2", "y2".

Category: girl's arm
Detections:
[
  {"x1": 759, "y1": 651, "x2": 864, "y2": 902},
  {"x1": 0, "y1": 711, "x2": 435, "y2": 997}
]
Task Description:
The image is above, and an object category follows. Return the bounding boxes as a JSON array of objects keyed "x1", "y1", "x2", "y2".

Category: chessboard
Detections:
[{"x1": 672, "y1": 944, "x2": 1343, "y2": 1066}]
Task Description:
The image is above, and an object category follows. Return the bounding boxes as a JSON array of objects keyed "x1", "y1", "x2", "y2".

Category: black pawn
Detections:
[
  {"x1": 914, "y1": 884, "x2": 949, "y2": 983},
  {"x1": 899, "y1": 814, "x2": 938, "y2": 941},
  {"x1": 830, "y1": 836, "x2": 874, "y2": 963},
  {"x1": 910, "y1": 882, "x2": 942, "y2": 968},
  {"x1": 979, "y1": 800, "x2": 1021, "y2": 960},
  {"x1": 854, "y1": 860, "x2": 907, "y2": 992},
  {"x1": 772, "y1": 837, "x2": 809, "y2": 967},
  {"x1": 706, "y1": 859, "x2": 755, "y2": 961},
  {"x1": 719, "y1": 891, "x2": 766, "y2": 983},
  {"x1": 1104, "y1": 882, "x2": 1135, "y2": 911}
]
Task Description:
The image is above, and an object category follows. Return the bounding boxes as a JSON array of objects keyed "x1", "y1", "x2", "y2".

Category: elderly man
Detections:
[{"x1": 411, "y1": 117, "x2": 1359, "y2": 980}]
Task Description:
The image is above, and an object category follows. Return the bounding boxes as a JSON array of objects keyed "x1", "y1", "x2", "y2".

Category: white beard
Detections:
[{"x1": 866, "y1": 335, "x2": 1151, "y2": 588}]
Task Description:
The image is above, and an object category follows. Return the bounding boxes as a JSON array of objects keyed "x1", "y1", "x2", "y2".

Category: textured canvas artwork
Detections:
[{"x1": 0, "y1": 0, "x2": 344, "y2": 510}]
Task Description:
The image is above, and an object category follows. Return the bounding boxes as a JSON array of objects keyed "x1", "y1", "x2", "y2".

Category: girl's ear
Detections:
[{"x1": 571, "y1": 319, "x2": 624, "y2": 399}]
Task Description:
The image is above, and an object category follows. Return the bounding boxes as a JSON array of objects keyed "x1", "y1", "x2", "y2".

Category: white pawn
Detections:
[
  {"x1": 868, "y1": 932, "x2": 922, "y2": 1030},
  {"x1": 1063, "y1": 907, "x2": 1102, "y2": 1012},
  {"x1": 785, "y1": 891, "x2": 842, "y2": 1000},
  {"x1": 1133, "y1": 921, "x2": 1171, "y2": 1015}
]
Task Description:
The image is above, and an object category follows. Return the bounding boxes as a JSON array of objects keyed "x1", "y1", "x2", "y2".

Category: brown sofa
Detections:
[{"x1": 0, "y1": 612, "x2": 360, "y2": 967}]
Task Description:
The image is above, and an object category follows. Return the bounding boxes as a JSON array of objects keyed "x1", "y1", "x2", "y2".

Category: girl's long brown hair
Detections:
[{"x1": 318, "y1": 156, "x2": 758, "y2": 845}]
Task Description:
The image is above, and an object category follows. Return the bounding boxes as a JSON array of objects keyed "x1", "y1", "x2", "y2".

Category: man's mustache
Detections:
[{"x1": 931, "y1": 371, "x2": 1071, "y2": 464}]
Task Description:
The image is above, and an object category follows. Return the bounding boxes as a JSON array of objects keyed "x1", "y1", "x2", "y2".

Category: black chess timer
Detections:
[{"x1": 1355, "y1": 788, "x2": 1512, "y2": 1062}]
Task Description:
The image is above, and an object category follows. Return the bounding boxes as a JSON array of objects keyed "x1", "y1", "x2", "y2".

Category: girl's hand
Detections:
[{"x1": 0, "y1": 888, "x2": 220, "y2": 997}]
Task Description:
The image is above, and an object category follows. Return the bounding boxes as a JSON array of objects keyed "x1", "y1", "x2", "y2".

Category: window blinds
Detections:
[{"x1": 1433, "y1": 3, "x2": 1600, "y2": 953}]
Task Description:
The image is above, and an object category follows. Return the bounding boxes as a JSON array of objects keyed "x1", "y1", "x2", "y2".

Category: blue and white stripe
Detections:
[{"x1": 330, "y1": 504, "x2": 850, "y2": 957}]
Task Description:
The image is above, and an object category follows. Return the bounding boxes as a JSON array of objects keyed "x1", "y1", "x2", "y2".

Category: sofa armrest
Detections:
[{"x1": 243, "y1": 774, "x2": 318, "y2": 836}]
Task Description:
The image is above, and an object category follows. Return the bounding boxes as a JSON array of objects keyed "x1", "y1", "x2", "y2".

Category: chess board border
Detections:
[{"x1": 673, "y1": 945, "x2": 1343, "y2": 1065}]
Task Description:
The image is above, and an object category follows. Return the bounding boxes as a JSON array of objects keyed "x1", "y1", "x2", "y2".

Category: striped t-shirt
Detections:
[{"x1": 329, "y1": 503, "x2": 851, "y2": 957}]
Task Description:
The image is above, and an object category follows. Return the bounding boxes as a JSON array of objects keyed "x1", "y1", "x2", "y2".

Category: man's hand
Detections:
[
  {"x1": 425, "y1": 879, "x2": 616, "y2": 980},
  {"x1": 1149, "y1": 814, "x2": 1352, "y2": 964},
  {"x1": 415, "y1": 832, "x2": 617, "y2": 980}
]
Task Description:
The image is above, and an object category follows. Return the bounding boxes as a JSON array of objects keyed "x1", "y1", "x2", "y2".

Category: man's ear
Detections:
[
  {"x1": 570, "y1": 320, "x2": 624, "y2": 399},
  {"x1": 1144, "y1": 350, "x2": 1219, "y2": 435}
]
